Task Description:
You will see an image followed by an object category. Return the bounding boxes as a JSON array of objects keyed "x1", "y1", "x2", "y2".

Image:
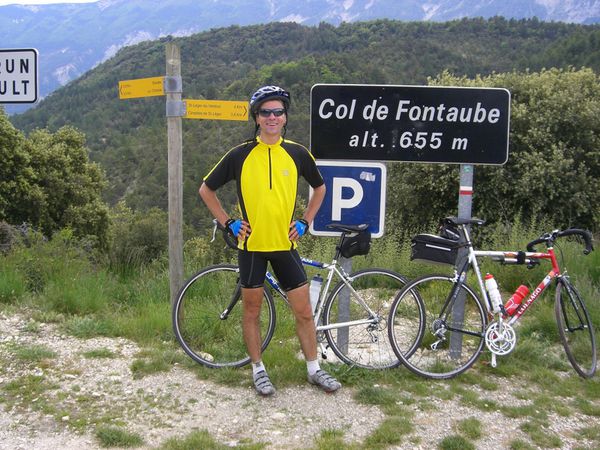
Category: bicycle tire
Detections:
[
  {"x1": 389, "y1": 274, "x2": 487, "y2": 379},
  {"x1": 172, "y1": 264, "x2": 277, "y2": 368},
  {"x1": 555, "y1": 277, "x2": 597, "y2": 378},
  {"x1": 322, "y1": 268, "x2": 414, "y2": 369}
]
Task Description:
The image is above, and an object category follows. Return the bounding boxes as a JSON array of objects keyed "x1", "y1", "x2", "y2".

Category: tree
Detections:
[
  {"x1": 387, "y1": 68, "x2": 600, "y2": 232},
  {"x1": 0, "y1": 110, "x2": 41, "y2": 225},
  {"x1": 0, "y1": 115, "x2": 110, "y2": 246}
]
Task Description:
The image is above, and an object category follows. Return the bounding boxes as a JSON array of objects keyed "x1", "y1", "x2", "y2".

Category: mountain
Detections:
[{"x1": 2, "y1": 0, "x2": 600, "y2": 113}]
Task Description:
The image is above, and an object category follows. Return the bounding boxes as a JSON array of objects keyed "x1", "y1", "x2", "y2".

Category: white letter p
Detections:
[{"x1": 332, "y1": 177, "x2": 363, "y2": 221}]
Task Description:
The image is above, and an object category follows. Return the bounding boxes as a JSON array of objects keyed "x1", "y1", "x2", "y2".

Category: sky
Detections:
[{"x1": 0, "y1": 0, "x2": 97, "y2": 5}]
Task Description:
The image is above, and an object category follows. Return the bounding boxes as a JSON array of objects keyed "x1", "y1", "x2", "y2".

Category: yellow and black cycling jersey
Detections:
[{"x1": 204, "y1": 136, "x2": 324, "y2": 252}]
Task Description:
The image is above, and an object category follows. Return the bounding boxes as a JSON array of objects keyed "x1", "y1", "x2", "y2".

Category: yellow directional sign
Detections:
[
  {"x1": 184, "y1": 99, "x2": 248, "y2": 121},
  {"x1": 118, "y1": 76, "x2": 165, "y2": 99}
]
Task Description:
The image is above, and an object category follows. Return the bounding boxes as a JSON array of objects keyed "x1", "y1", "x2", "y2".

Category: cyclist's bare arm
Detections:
[
  {"x1": 289, "y1": 184, "x2": 326, "y2": 241},
  {"x1": 199, "y1": 182, "x2": 229, "y2": 227},
  {"x1": 199, "y1": 182, "x2": 251, "y2": 239},
  {"x1": 304, "y1": 184, "x2": 326, "y2": 224}
]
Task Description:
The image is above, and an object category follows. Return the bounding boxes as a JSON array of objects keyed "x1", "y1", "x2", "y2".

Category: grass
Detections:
[
  {"x1": 9, "y1": 342, "x2": 57, "y2": 364},
  {"x1": 363, "y1": 415, "x2": 413, "y2": 447},
  {"x1": 353, "y1": 385, "x2": 399, "y2": 407},
  {"x1": 509, "y1": 440, "x2": 537, "y2": 450},
  {"x1": 314, "y1": 429, "x2": 353, "y2": 450},
  {"x1": 2, "y1": 374, "x2": 58, "y2": 413},
  {"x1": 130, "y1": 346, "x2": 186, "y2": 378},
  {"x1": 63, "y1": 315, "x2": 116, "y2": 338},
  {"x1": 0, "y1": 263, "x2": 26, "y2": 303},
  {"x1": 95, "y1": 425, "x2": 144, "y2": 448},
  {"x1": 520, "y1": 420, "x2": 563, "y2": 448},
  {"x1": 456, "y1": 417, "x2": 483, "y2": 439},
  {"x1": 158, "y1": 430, "x2": 264, "y2": 449},
  {"x1": 0, "y1": 219, "x2": 598, "y2": 448},
  {"x1": 578, "y1": 425, "x2": 600, "y2": 445},
  {"x1": 439, "y1": 435, "x2": 476, "y2": 450}
]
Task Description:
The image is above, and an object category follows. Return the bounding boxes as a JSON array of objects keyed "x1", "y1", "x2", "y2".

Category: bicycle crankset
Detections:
[{"x1": 485, "y1": 321, "x2": 517, "y2": 355}]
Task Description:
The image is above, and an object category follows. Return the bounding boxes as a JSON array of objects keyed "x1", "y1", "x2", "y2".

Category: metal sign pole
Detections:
[
  {"x1": 337, "y1": 257, "x2": 352, "y2": 354},
  {"x1": 449, "y1": 164, "x2": 474, "y2": 357},
  {"x1": 165, "y1": 42, "x2": 184, "y2": 304}
]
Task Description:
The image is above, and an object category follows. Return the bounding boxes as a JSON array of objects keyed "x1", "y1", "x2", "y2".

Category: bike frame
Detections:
[
  {"x1": 263, "y1": 256, "x2": 381, "y2": 331},
  {"x1": 460, "y1": 224, "x2": 562, "y2": 325},
  {"x1": 212, "y1": 219, "x2": 380, "y2": 329}
]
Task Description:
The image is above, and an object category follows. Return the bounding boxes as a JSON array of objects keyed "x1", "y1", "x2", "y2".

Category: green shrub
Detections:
[
  {"x1": 43, "y1": 270, "x2": 115, "y2": 315},
  {"x1": 0, "y1": 262, "x2": 26, "y2": 303},
  {"x1": 108, "y1": 202, "x2": 168, "y2": 274},
  {"x1": 0, "y1": 221, "x2": 19, "y2": 253}
]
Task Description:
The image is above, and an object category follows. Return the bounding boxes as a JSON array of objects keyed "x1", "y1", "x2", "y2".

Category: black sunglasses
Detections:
[{"x1": 258, "y1": 108, "x2": 286, "y2": 117}]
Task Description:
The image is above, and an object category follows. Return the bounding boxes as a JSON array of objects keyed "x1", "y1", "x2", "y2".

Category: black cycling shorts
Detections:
[{"x1": 238, "y1": 249, "x2": 308, "y2": 292}]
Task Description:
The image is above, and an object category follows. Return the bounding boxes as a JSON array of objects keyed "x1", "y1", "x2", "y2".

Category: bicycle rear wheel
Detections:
[
  {"x1": 322, "y1": 268, "x2": 414, "y2": 369},
  {"x1": 555, "y1": 277, "x2": 597, "y2": 378},
  {"x1": 389, "y1": 274, "x2": 487, "y2": 379},
  {"x1": 172, "y1": 264, "x2": 276, "y2": 368}
]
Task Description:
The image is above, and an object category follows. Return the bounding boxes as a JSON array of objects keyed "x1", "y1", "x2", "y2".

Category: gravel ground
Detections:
[{"x1": 0, "y1": 311, "x2": 598, "y2": 449}]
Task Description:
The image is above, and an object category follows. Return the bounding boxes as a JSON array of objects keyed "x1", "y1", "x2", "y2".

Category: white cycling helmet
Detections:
[{"x1": 249, "y1": 85, "x2": 291, "y2": 117}]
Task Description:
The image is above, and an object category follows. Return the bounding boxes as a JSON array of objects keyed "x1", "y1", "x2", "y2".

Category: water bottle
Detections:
[
  {"x1": 484, "y1": 273, "x2": 502, "y2": 313},
  {"x1": 309, "y1": 274, "x2": 323, "y2": 312},
  {"x1": 504, "y1": 285, "x2": 530, "y2": 316}
]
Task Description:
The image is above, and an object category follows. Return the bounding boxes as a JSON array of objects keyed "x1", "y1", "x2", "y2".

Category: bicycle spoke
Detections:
[
  {"x1": 323, "y1": 269, "x2": 412, "y2": 369},
  {"x1": 173, "y1": 265, "x2": 276, "y2": 368},
  {"x1": 389, "y1": 275, "x2": 486, "y2": 379}
]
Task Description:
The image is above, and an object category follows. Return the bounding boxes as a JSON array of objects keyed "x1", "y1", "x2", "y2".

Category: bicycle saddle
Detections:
[{"x1": 326, "y1": 223, "x2": 369, "y2": 233}]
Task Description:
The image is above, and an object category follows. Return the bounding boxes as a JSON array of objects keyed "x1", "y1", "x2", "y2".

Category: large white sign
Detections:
[{"x1": 0, "y1": 48, "x2": 39, "y2": 104}]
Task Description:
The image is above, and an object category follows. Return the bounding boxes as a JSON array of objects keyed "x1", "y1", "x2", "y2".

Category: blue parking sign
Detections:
[{"x1": 310, "y1": 161, "x2": 386, "y2": 237}]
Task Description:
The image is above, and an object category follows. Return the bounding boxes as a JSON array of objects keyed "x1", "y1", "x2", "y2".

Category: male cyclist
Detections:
[{"x1": 199, "y1": 86, "x2": 341, "y2": 395}]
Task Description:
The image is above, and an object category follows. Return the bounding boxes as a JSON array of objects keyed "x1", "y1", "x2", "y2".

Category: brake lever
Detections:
[{"x1": 211, "y1": 219, "x2": 218, "y2": 243}]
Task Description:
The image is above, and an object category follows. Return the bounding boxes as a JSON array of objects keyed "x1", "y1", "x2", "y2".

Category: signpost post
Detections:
[
  {"x1": 0, "y1": 48, "x2": 38, "y2": 104},
  {"x1": 165, "y1": 43, "x2": 184, "y2": 306},
  {"x1": 118, "y1": 44, "x2": 248, "y2": 304}
]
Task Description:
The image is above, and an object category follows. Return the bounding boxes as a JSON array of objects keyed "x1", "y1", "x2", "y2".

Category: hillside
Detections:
[{"x1": 10, "y1": 18, "x2": 600, "y2": 230}]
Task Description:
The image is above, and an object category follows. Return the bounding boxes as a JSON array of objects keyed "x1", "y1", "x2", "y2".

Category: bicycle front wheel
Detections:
[
  {"x1": 555, "y1": 278, "x2": 597, "y2": 378},
  {"x1": 172, "y1": 264, "x2": 276, "y2": 368},
  {"x1": 389, "y1": 274, "x2": 487, "y2": 379},
  {"x1": 322, "y1": 268, "x2": 414, "y2": 369}
]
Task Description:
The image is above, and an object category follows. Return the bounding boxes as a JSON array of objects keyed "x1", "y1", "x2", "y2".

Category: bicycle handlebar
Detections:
[{"x1": 526, "y1": 228, "x2": 594, "y2": 255}]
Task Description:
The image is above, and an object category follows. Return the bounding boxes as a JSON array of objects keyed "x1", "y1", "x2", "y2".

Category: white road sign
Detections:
[{"x1": 0, "y1": 48, "x2": 39, "y2": 104}]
